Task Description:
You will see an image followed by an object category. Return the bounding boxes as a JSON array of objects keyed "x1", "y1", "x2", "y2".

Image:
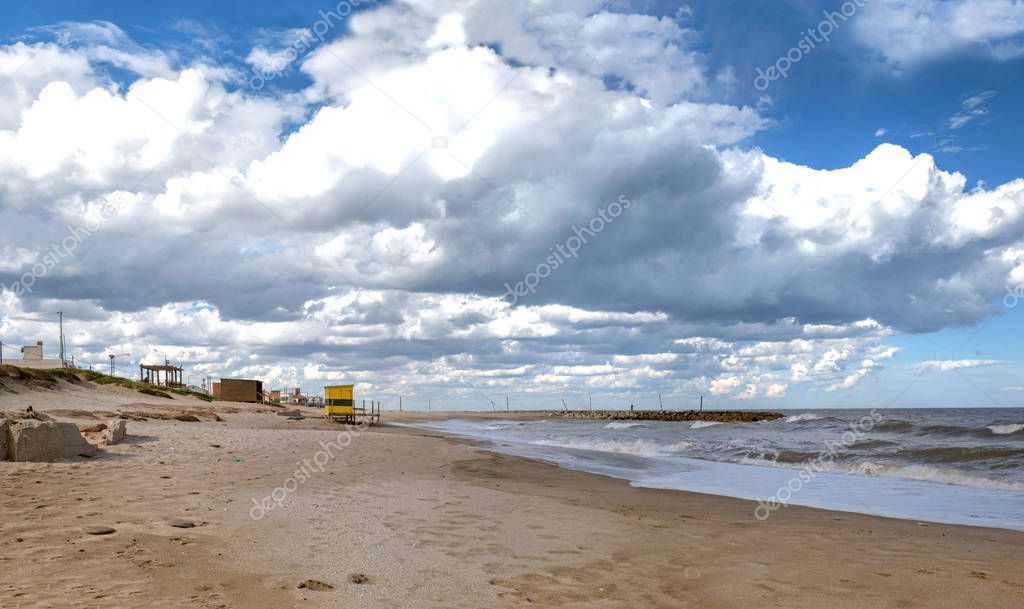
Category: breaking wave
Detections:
[
  {"x1": 784, "y1": 413, "x2": 826, "y2": 423},
  {"x1": 689, "y1": 421, "x2": 722, "y2": 429},
  {"x1": 604, "y1": 421, "x2": 645, "y2": 429},
  {"x1": 988, "y1": 423, "x2": 1024, "y2": 436}
]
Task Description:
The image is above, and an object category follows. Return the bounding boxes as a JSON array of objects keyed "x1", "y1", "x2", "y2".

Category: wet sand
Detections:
[{"x1": 2, "y1": 392, "x2": 1023, "y2": 608}]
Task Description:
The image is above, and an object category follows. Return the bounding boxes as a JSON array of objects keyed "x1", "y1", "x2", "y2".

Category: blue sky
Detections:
[{"x1": 1, "y1": 0, "x2": 1023, "y2": 408}]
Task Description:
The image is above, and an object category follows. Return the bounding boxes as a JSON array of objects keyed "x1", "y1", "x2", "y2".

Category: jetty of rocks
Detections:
[{"x1": 546, "y1": 410, "x2": 784, "y2": 423}]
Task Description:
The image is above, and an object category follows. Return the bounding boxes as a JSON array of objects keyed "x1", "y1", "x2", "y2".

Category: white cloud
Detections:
[
  {"x1": 0, "y1": 1, "x2": 1021, "y2": 405},
  {"x1": 948, "y1": 90, "x2": 996, "y2": 129},
  {"x1": 874, "y1": 128, "x2": 887, "y2": 137},
  {"x1": 853, "y1": 0, "x2": 1024, "y2": 67},
  {"x1": 246, "y1": 28, "x2": 315, "y2": 75},
  {"x1": 918, "y1": 359, "x2": 1008, "y2": 372}
]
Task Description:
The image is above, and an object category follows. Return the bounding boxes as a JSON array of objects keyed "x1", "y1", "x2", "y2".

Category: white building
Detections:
[{"x1": 16, "y1": 341, "x2": 64, "y2": 369}]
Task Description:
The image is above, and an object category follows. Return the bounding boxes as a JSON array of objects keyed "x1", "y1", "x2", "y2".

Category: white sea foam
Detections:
[
  {"x1": 604, "y1": 421, "x2": 644, "y2": 429},
  {"x1": 690, "y1": 421, "x2": 721, "y2": 429},
  {"x1": 988, "y1": 423, "x2": 1024, "y2": 435},
  {"x1": 873, "y1": 464, "x2": 1024, "y2": 492},
  {"x1": 533, "y1": 437, "x2": 685, "y2": 457},
  {"x1": 784, "y1": 413, "x2": 825, "y2": 423},
  {"x1": 671, "y1": 439, "x2": 695, "y2": 451}
]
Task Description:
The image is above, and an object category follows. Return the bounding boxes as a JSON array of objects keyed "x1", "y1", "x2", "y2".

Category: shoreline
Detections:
[
  {"x1": 399, "y1": 414, "x2": 1024, "y2": 533},
  {"x1": 3, "y1": 393, "x2": 1024, "y2": 608},
  {"x1": 393, "y1": 421, "x2": 1024, "y2": 532}
]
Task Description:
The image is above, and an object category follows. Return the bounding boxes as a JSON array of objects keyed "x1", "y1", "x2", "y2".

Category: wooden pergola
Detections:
[{"x1": 140, "y1": 363, "x2": 184, "y2": 388}]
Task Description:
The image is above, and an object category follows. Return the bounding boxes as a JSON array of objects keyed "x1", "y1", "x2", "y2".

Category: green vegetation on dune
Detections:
[{"x1": 0, "y1": 366, "x2": 215, "y2": 401}]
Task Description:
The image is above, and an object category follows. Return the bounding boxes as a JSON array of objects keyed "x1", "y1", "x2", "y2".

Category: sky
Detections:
[{"x1": 1, "y1": 0, "x2": 1024, "y2": 410}]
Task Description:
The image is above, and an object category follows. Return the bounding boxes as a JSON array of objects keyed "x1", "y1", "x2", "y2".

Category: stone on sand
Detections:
[
  {"x1": 84, "y1": 526, "x2": 116, "y2": 535},
  {"x1": 3, "y1": 419, "x2": 99, "y2": 461},
  {"x1": 297, "y1": 580, "x2": 334, "y2": 591},
  {"x1": 77, "y1": 423, "x2": 108, "y2": 433},
  {"x1": 169, "y1": 519, "x2": 196, "y2": 528},
  {"x1": 104, "y1": 419, "x2": 127, "y2": 444},
  {"x1": 0, "y1": 419, "x2": 10, "y2": 459}
]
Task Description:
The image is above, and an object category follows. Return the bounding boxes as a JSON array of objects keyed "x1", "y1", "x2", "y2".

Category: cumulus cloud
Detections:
[
  {"x1": 245, "y1": 28, "x2": 316, "y2": 76},
  {"x1": 852, "y1": 0, "x2": 1024, "y2": 67},
  {"x1": 0, "y1": 2, "x2": 1022, "y2": 405}
]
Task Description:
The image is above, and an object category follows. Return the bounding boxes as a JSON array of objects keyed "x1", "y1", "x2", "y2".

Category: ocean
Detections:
[{"x1": 413, "y1": 408, "x2": 1024, "y2": 531}]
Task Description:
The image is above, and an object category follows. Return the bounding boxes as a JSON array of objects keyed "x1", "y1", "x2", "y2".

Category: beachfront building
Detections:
[
  {"x1": 214, "y1": 378, "x2": 265, "y2": 403},
  {"x1": 12, "y1": 341, "x2": 64, "y2": 369}
]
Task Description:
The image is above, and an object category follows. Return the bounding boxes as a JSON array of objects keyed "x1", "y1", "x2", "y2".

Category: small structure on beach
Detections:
[
  {"x1": 324, "y1": 384, "x2": 380, "y2": 425},
  {"x1": 12, "y1": 341, "x2": 63, "y2": 370},
  {"x1": 287, "y1": 387, "x2": 308, "y2": 406},
  {"x1": 214, "y1": 378, "x2": 264, "y2": 403},
  {"x1": 140, "y1": 362, "x2": 184, "y2": 388}
]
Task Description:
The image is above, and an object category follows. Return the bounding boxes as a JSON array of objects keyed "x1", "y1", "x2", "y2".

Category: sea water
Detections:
[{"x1": 413, "y1": 408, "x2": 1024, "y2": 531}]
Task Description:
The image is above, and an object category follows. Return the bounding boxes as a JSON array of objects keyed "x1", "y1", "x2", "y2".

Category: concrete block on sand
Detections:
[
  {"x1": 104, "y1": 419, "x2": 127, "y2": 445},
  {"x1": 0, "y1": 419, "x2": 11, "y2": 459},
  {"x1": 6, "y1": 419, "x2": 99, "y2": 461}
]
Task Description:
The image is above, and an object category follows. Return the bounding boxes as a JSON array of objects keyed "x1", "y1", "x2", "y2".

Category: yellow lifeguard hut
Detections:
[
  {"x1": 324, "y1": 384, "x2": 354, "y2": 421},
  {"x1": 324, "y1": 384, "x2": 381, "y2": 425}
]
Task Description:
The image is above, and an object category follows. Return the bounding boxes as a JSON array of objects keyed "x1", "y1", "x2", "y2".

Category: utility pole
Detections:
[
  {"x1": 0, "y1": 340, "x2": 3, "y2": 365},
  {"x1": 589, "y1": 392, "x2": 593, "y2": 411},
  {"x1": 399, "y1": 395, "x2": 403, "y2": 412},
  {"x1": 506, "y1": 395, "x2": 509, "y2": 413},
  {"x1": 699, "y1": 394, "x2": 703, "y2": 412},
  {"x1": 58, "y1": 311, "x2": 65, "y2": 367}
]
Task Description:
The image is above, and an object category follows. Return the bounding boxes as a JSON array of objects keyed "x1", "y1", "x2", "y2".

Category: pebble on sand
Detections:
[
  {"x1": 84, "y1": 526, "x2": 116, "y2": 535},
  {"x1": 297, "y1": 580, "x2": 335, "y2": 591},
  {"x1": 169, "y1": 519, "x2": 196, "y2": 528}
]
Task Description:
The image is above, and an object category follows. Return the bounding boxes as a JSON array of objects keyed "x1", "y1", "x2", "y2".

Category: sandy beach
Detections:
[{"x1": 2, "y1": 383, "x2": 1023, "y2": 609}]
